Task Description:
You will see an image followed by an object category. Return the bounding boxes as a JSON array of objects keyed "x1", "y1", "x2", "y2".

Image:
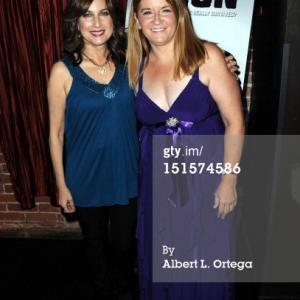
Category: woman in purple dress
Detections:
[{"x1": 126, "y1": 0, "x2": 244, "y2": 299}]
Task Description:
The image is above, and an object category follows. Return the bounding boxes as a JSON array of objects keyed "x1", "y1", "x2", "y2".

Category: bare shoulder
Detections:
[
  {"x1": 203, "y1": 42, "x2": 226, "y2": 66},
  {"x1": 199, "y1": 42, "x2": 237, "y2": 88},
  {"x1": 198, "y1": 42, "x2": 227, "y2": 85},
  {"x1": 49, "y1": 61, "x2": 70, "y2": 80},
  {"x1": 48, "y1": 61, "x2": 73, "y2": 102},
  {"x1": 48, "y1": 61, "x2": 73, "y2": 96}
]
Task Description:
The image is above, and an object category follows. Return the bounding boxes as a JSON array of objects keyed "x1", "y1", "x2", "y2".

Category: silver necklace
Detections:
[{"x1": 82, "y1": 53, "x2": 109, "y2": 75}]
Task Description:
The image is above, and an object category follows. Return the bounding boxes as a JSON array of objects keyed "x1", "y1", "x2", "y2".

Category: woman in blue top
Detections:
[{"x1": 48, "y1": 0, "x2": 138, "y2": 299}]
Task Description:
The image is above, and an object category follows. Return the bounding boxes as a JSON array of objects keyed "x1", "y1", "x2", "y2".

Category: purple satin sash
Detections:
[{"x1": 166, "y1": 120, "x2": 194, "y2": 146}]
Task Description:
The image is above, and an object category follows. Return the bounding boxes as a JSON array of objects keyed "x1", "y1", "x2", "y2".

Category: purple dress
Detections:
[{"x1": 135, "y1": 67, "x2": 235, "y2": 300}]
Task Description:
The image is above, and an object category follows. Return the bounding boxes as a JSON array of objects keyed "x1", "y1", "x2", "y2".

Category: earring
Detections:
[{"x1": 77, "y1": 23, "x2": 81, "y2": 38}]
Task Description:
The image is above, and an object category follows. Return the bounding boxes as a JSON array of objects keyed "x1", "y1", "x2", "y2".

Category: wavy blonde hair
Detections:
[{"x1": 126, "y1": 0, "x2": 207, "y2": 88}]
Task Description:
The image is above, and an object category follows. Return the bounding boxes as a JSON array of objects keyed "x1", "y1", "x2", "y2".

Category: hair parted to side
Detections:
[
  {"x1": 126, "y1": 0, "x2": 207, "y2": 88},
  {"x1": 63, "y1": 0, "x2": 126, "y2": 65}
]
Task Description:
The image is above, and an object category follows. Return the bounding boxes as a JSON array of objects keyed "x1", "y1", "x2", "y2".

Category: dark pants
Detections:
[{"x1": 76, "y1": 198, "x2": 137, "y2": 300}]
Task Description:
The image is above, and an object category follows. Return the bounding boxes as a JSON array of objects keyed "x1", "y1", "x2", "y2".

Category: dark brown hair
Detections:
[{"x1": 63, "y1": 0, "x2": 126, "y2": 65}]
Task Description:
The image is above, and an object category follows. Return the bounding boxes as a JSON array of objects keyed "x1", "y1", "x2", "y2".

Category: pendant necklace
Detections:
[{"x1": 82, "y1": 53, "x2": 109, "y2": 75}]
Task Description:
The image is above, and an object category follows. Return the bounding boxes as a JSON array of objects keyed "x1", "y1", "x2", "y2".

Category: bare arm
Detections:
[
  {"x1": 48, "y1": 62, "x2": 75, "y2": 213},
  {"x1": 201, "y1": 43, "x2": 245, "y2": 219}
]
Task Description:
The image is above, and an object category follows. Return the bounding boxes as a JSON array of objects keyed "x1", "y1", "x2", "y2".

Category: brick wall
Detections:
[{"x1": 0, "y1": 151, "x2": 81, "y2": 239}]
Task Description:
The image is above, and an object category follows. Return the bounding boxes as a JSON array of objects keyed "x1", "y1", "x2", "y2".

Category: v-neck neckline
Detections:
[
  {"x1": 78, "y1": 64, "x2": 119, "y2": 87},
  {"x1": 140, "y1": 74, "x2": 195, "y2": 114}
]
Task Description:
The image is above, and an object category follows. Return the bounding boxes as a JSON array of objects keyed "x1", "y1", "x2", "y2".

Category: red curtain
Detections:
[
  {"x1": 0, "y1": 0, "x2": 128, "y2": 209},
  {"x1": 0, "y1": 0, "x2": 68, "y2": 209}
]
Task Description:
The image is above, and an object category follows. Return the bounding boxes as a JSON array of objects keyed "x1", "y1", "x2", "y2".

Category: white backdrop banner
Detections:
[{"x1": 125, "y1": 0, "x2": 255, "y2": 88}]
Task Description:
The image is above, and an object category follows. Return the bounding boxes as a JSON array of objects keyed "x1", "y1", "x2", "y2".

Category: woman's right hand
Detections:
[{"x1": 58, "y1": 186, "x2": 76, "y2": 213}]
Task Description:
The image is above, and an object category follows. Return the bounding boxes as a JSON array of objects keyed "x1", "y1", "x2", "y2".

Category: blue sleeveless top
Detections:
[{"x1": 61, "y1": 56, "x2": 138, "y2": 207}]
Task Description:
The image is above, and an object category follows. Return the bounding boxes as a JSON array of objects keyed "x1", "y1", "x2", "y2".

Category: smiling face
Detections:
[
  {"x1": 136, "y1": 0, "x2": 177, "y2": 48},
  {"x1": 78, "y1": 0, "x2": 113, "y2": 48}
]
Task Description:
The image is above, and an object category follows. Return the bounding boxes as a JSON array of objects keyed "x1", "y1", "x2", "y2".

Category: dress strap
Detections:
[
  {"x1": 60, "y1": 55, "x2": 78, "y2": 78},
  {"x1": 138, "y1": 57, "x2": 145, "y2": 92},
  {"x1": 192, "y1": 66, "x2": 200, "y2": 79}
]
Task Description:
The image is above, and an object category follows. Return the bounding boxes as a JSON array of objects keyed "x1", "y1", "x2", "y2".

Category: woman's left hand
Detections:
[{"x1": 213, "y1": 175, "x2": 237, "y2": 219}]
